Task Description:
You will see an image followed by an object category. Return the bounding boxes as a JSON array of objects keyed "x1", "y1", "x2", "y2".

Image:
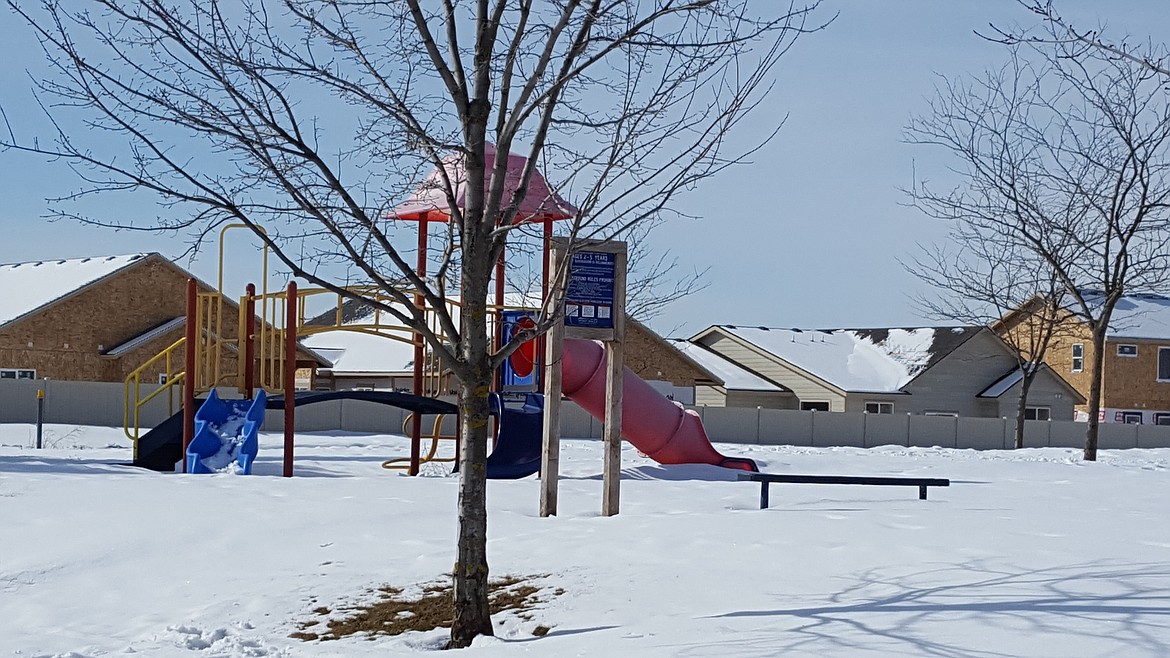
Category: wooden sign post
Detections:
[{"x1": 541, "y1": 239, "x2": 627, "y2": 517}]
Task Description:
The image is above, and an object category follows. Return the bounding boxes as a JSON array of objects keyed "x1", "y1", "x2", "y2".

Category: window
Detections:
[
  {"x1": 864, "y1": 402, "x2": 893, "y2": 414},
  {"x1": 1024, "y1": 407, "x2": 1051, "y2": 421},
  {"x1": 1154, "y1": 413, "x2": 1170, "y2": 426},
  {"x1": 1160, "y1": 347, "x2": 1170, "y2": 381},
  {"x1": 1071, "y1": 343, "x2": 1084, "y2": 372},
  {"x1": 800, "y1": 401, "x2": 830, "y2": 412},
  {"x1": 0, "y1": 368, "x2": 36, "y2": 380},
  {"x1": 1121, "y1": 411, "x2": 1143, "y2": 425},
  {"x1": 1117, "y1": 344, "x2": 1138, "y2": 357}
]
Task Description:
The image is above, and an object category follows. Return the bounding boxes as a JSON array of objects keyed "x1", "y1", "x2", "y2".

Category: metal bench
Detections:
[{"x1": 739, "y1": 472, "x2": 950, "y2": 509}]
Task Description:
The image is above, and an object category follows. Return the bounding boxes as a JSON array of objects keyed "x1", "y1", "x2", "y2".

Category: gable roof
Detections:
[
  {"x1": 977, "y1": 364, "x2": 1086, "y2": 403},
  {"x1": 699, "y1": 325, "x2": 983, "y2": 394},
  {"x1": 1083, "y1": 291, "x2": 1170, "y2": 340},
  {"x1": 0, "y1": 254, "x2": 151, "y2": 328},
  {"x1": 666, "y1": 339, "x2": 783, "y2": 392}
]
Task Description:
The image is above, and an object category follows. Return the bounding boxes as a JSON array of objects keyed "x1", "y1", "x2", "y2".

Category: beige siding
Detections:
[
  {"x1": 697, "y1": 332, "x2": 845, "y2": 410},
  {"x1": 695, "y1": 385, "x2": 728, "y2": 407},
  {"x1": 724, "y1": 390, "x2": 796, "y2": 409}
]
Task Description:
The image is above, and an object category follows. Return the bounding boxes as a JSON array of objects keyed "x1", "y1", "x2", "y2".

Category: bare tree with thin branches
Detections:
[
  {"x1": 906, "y1": 234, "x2": 1072, "y2": 448},
  {"x1": 906, "y1": 44, "x2": 1170, "y2": 462},
  {"x1": 990, "y1": 1, "x2": 1170, "y2": 78},
  {"x1": 1, "y1": 0, "x2": 824, "y2": 646}
]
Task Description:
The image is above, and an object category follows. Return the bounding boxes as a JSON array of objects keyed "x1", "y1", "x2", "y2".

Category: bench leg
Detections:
[
  {"x1": 760, "y1": 482, "x2": 769, "y2": 509},
  {"x1": 919, "y1": 485, "x2": 927, "y2": 500}
]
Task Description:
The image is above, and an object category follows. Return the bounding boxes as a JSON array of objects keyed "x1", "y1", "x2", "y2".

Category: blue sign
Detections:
[{"x1": 565, "y1": 251, "x2": 616, "y2": 329}]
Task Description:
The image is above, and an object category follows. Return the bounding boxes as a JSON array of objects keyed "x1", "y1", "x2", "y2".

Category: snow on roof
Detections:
[
  {"x1": 0, "y1": 254, "x2": 150, "y2": 327},
  {"x1": 1079, "y1": 292, "x2": 1170, "y2": 340},
  {"x1": 717, "y1": 325, "x2": 979, "y2": 393},
  {"x1": 666, "y1": 339, "x2": 782, "y2": 392},
  {"x1": 102, "y1": 317, "x2": 185, "y2": 357},
  {"x1": 301, "y1": 329, "x2": 418, "y2": 375}
]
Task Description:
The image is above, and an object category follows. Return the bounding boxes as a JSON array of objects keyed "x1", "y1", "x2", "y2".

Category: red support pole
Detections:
[
  {"x1": 539, "y1": 220, "x2": 553, "y2": 389},
  {"x1": 410, "y1": 219, "x2": 428, "y2": 476},
  {"x1": 283, "y1": 281, "x2": 297, "y2": 478},
  {"x1": 495, "y1": 245, "x2": 506, "y2": 392},
  {"x1": 244, "y1": 283, "x2": 256, "y2": 399},
  {"x1": 182, "y1": 278, "x2": 198, "y2": 473},
  {"x1": 542, "y1": 220, "x2": 552, "y2": 302}
]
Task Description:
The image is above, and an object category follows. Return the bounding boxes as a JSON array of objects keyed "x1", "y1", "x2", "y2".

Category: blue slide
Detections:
[
  {"x1": 185, "y1": 389, "x2": 268, "y2": 474},
  {"x1": 485, "y1": 393, "x2": 545, "y2": 479}
]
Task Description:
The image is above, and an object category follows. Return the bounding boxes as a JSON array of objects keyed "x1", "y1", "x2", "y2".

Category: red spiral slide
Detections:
[{"x1": 561, "y1": 339, "x2": 758, "y2": 472}]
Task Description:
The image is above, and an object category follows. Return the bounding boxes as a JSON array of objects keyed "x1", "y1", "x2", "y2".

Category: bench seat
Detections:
[{"x1": 739, "y1": 472, "x2": 950, "y2": 509}]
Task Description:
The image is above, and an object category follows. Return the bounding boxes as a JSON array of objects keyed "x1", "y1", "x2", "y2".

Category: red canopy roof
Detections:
[{"x1": 389, "y1": 143, "x2": 576, "y2": 223}]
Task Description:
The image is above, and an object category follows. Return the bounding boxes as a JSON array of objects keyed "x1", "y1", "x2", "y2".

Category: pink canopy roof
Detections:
[{"x1": 389, "y1": 143, "x2": 577, "y2": 223}]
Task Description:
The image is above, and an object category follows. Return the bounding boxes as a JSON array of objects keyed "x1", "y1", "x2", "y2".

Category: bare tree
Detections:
[
  {"x1": 906, "y1": 235, "x2": 1071, "y2": 448},
  {"x1": 992, "y1": 1, "x2": 1170, "y2": 78},
  {"x1": 906, "y1": 44, "x2": 1170, "y2": 462},
  {"x1": 1, "y1": 0, "x2": 823, "y2": 646}
]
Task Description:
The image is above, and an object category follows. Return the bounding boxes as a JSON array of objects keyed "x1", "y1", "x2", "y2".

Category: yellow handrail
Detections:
[
  {"x1": 123, "y1": 336, "x2": 187, "y2": 447},
  {"x1": 382, "y1": 413, "x2": 458, "y2": 470}
]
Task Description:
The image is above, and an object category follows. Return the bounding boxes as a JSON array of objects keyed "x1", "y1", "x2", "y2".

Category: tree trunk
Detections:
[
  {"x1": 1083, "y1": 325, "x2": 1108, "y2": 461},
  {"x1": 1014, "y1": 373, "x2": 1036, "y2": 450},
  {"x1": 449, "y1": 272, "x2": 494, "y2": 648}
]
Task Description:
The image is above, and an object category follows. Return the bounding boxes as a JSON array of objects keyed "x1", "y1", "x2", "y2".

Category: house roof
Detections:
[
  {"x1": 102, "y1": 317, "x2": 186, "y2": 357},
  {"x1": 0, "y1": 254, "x2": 151, "y2": 328},
  {"x1": 303, "y1": 331, "x2": 418, "y2": 375},
  {"x1": 666, "y1": 339, "x2": 783, "y2": 392},
  {"x1": 977, "y1": 365, "x2": 1086, "y2": 403},
  {"x1": 1083, "y1": 291, "x2": 1170, "y2": 340},
  {"x1": 701, "y1": 325, "x2": 982, "y2": 393}
]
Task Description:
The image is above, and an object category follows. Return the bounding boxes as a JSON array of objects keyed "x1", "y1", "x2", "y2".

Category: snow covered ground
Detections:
[{"x1": 3, "y1": 424, "x2": 1169, "y2": 657}]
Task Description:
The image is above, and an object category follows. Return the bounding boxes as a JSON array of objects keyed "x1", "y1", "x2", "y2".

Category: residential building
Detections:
[
  {"x1": 0, "y1": 252, "x2": 324, "y2": 386},
  {"x1": 1014, "y1": 292, "x2": 1170, "y2": 424},
  {"x1": 666, "y1": 338, "x2": 792, "y2": 408},
  {"x1": 686, "y1": 324, "x2": 1083, "y2": 419}
]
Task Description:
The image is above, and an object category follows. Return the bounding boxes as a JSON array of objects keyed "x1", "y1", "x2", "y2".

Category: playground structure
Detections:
[{"x1": 122, "y1": 145, "x2": 757, "y2": 478}]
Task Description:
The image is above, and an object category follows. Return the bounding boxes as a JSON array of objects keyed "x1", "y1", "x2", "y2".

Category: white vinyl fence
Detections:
[{"x1": 3, "y1": 380, "x2": 1169, "y2": 450}]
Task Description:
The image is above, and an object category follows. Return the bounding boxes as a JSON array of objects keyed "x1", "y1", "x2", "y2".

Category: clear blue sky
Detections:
[{"x1": 0, "y1": 1, "x2": 1164, "y2": 336}]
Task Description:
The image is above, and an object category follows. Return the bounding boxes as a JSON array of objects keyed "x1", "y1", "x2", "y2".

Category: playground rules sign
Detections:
[{"x1": 565, "y1": 251, "x2": 617, "y2": 329}]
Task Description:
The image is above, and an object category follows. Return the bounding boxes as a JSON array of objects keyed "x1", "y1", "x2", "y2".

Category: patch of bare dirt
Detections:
[{"x1": 290, "y1": 574, "x2": 562, "y2": 643}]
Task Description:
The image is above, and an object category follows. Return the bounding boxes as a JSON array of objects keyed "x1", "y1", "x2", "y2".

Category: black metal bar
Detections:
[{"x1": 739, "y1": 472, "x2": 949, "y2": 506}]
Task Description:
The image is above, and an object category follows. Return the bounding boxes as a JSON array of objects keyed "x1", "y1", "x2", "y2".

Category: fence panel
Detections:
[
  {"x1": 907, "y1": 415, "x2": 957, "y2": 448},
  {"x1": 0, "y1": 380, "x2": 43, "y2": 423},
  {"x1": 959, "y1": 417, "x2": 1007, "y2": 450},
  {"x1": 811, "y1": 412, "x2": 865, "y2": 448},
  {"x1": 1098, "y1": 422, "x2": 1139, "y2": 449},
  {"x1": 1138, "y1": 424, "x2": 1170, "y2": 448},
  {"x1": 865, "y1": 413, "x2": 911, "y2": 448},
  {"x1": 700, "y1": 406, "x2": 759, "y2": 445},
  {"x1": 758, "y1": 409, "x2": 812, "y2": 446}
]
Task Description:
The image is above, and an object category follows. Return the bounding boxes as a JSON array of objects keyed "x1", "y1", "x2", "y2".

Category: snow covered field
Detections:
[{"x1": 3, "y1": 424, "x2": 1169, "y2": 657}]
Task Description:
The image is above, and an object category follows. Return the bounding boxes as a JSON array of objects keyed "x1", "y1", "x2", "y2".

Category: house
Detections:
[
  {"x1": 686, "y1": 324, "x2": 1083, "y2": 419},
  {"x1": 1010, "y1": 292, "x2": 1170, "y2": 424},
  {"x1": 0, "y1": 253, "x2": 325, "y2": 387},
  {"x1": 666, "y1": 338, "x2": 792, "y2": 408},
  {"x1": 303, "y1": 298, "x2": 717, "y2": 402}
]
